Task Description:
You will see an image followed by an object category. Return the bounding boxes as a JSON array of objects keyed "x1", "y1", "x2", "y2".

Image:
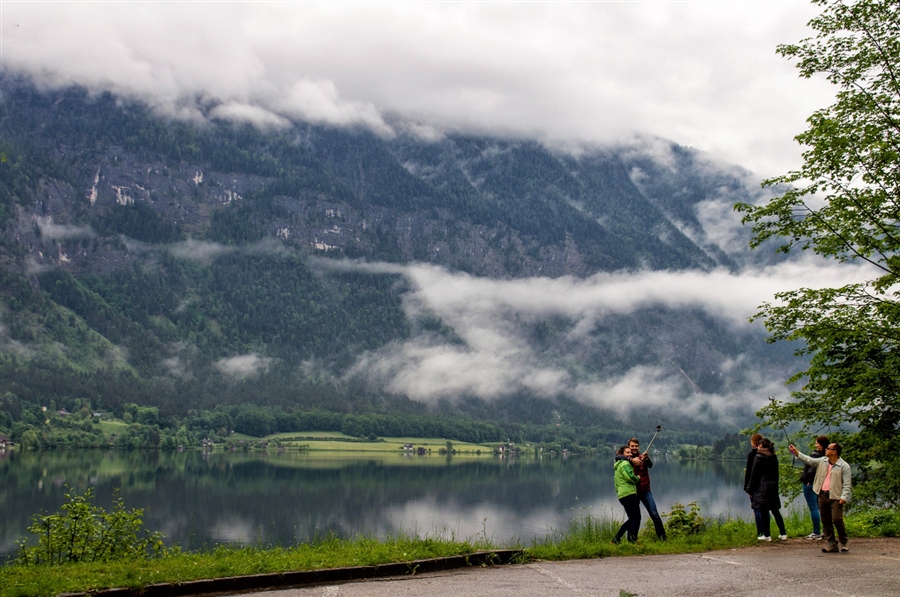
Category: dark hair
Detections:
[
  {"x1": 816, "y1": 435, "x2": 830, "y2": 451},
  {"x1": 759, "y1": 437, "x2": 775, "y2": 451},
  {"x1": 616, "y1": 446, "x2": 627, "y2": 456},
  {"x1": 831, "y1": 442, "x2": 842, "y2": 456},
  {"x1": 628, "y1": 438, "x2": 640, "y2": 446},
  {"x1": 750, "y1": 433, "x2": 763, "y2": 446}
]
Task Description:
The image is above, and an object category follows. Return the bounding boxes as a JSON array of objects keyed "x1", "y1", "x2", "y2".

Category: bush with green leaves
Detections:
[
  {"x1": 663, "y1": 501, "x2": 707, "y2": 537},
  {"x1": 16, "y1": 487, "x2": 173, "y2": 566},
  {"x1": 847, "y1": 508, "x2": 900, "y2": 538}
]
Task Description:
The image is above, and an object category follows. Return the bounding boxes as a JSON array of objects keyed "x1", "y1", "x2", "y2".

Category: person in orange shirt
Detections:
[{"x1": 789, "y1": 442, "x2": 852, "y2": 553}]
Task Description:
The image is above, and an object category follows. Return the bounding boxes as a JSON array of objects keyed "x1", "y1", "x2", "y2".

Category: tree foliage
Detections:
[{"x1": 735, "y1": 0, "x2": 900, "y2": 507}]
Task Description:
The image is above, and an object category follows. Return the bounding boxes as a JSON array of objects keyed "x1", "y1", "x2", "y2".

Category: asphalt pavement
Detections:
[{"x1": 241, "y1": 537, "x2": 900, "y2": 597}]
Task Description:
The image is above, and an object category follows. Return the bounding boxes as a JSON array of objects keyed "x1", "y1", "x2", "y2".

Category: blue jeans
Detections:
[
  {"x1": 638, "y1": 490, "x2": 666, "y2": 539},
  {"x1": 803, "y1": 483, "x2": 821, "y2": 535}
]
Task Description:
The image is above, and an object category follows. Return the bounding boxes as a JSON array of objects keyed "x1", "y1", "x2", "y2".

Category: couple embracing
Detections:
[{"x1": 612, "y1": 437, "x2": 667, "y2": 544}]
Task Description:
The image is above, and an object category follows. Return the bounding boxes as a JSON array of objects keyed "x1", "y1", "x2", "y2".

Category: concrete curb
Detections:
[{"x1": 58, "y1": 550, "x2": 525, "y2": 597}]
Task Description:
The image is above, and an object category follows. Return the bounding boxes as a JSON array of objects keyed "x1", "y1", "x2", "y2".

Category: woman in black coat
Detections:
[{"x1": 747, "y1": 437, "x2": 787, "y2": 541}]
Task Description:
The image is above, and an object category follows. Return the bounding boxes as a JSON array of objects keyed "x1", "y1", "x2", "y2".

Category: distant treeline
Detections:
[{"x1": 1, "y1": 400, "x2": 720, "y2": 453}]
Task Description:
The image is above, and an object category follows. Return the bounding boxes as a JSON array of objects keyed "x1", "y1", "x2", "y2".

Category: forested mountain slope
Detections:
[{"x1": 0, "y1": 78, "x2": 795, "y2": 436}]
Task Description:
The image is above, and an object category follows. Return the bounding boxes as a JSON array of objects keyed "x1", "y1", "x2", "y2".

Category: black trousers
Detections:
[
  {"x1": 755, "y1": 507, "x2": 786, "y2": 537},
  {"x1": 614, "y1": 493, "x2": 642, "y2": 543}
]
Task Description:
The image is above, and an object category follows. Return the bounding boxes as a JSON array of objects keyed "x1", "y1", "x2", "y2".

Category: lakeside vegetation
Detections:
[
  {"x1": 0, "y1": 402, "x2": 725, "y2": 457},
  {"x1": 2, "y1": 487, "x2": 897, "y2": 597}
]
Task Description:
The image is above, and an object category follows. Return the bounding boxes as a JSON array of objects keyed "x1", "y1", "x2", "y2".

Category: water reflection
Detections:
[{"x1": 0, "y1": 450, "x2": 764, "y2": 561}]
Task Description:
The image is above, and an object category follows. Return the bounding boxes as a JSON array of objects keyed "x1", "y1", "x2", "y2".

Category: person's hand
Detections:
[
  {"x1": 641, "y1": 451, "x2": 649, "y2": 459},
  {"x1": 788, "y1": 444, "x2": 798, "y2": 456}
]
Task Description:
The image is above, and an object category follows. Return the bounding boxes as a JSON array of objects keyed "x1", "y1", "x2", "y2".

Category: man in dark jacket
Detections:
[
  {"x1": 799, "y1": 435, "x2": 828, "y2": 539},
  {"x1": 627, "y1": 437, "x2": 666, "y2": 540}
]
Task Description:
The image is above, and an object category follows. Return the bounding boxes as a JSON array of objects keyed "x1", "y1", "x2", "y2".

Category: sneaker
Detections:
[
  {"x1": 779, "y1": 534, "x2": 788, "y2": 541},
  {"x1": 805, "y1": 533, "x2": 822, "y2": 540},
  {"x1": 822, "y1": 545, "x2": 839, "y2": 553},
  {"x1": 758, "y1": 535, "x2": 772, "y2": 542},
  {"x1": 840, "y1": 543, "x2": 849, "y2": 552}
]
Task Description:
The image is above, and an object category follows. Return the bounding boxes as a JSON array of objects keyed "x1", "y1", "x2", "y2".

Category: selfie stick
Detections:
[
  {"x1": 644, "y1": 425, "x2": 662, "y2": 452},
  {"x1": 768, "y1": 396, "x2": 792, "y2": 445},
  {"x1": 769, "y1": 396, "x2": 795, "y2": 463}
]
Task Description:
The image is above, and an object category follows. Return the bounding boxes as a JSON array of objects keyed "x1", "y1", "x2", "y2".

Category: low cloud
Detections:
[
  {"x1": 329, "y1": 257, "x2": 871, "y2": 423},
  {"x1": 274, "y1": 80, "x2": 393, "y2": 136},
  {"x1": 0, "y1": 316, "x2": 34, "y2": 359},
  {"x1": 34, "y1": 217, "x2": 95, "y2": 241},
  {"x1": 161, "y1": 342, "x2": 198, "y2": 379},
  {"x1": 214, "y1": 354, "x2": 273, "y2": 380},
  {"x1": 209, "y1": 103, "x2": 292, "y2": 130},
  {"x1": 167, "y1": 239, "x2": 235, "y2": 265}
]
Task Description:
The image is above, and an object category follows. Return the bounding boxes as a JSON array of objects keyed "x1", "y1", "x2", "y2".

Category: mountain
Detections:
[{"x1": 0, "y1": 77, "x2": 797, "y2": 435}]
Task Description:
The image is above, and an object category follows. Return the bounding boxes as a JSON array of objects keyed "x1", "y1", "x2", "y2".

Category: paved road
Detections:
[{"x1": 242, "y1": 537, "x2": 900, "y2": 597}]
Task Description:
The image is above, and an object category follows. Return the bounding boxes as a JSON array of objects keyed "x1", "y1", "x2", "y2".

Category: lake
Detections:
[{"x1": 0, "y1": 449, "x2": 766, "y2": 562}]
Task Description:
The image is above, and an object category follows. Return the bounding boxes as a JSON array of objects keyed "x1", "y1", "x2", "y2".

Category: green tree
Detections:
[
  {"x1": 19, "y1": 428, "x2": 41, "y2": 450},
  {"x1": 234, "y1": 409, "x2": 275, "y2": 437},
  {"x1": 735, "y1": 0, "x2": 900, "y2": 507}
]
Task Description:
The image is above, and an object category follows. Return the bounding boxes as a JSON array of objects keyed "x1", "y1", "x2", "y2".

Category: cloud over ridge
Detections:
[
  {"x1": 321, "y1": 257, "x2": 871, "y2": 422},
  {"x1": 2, "y1": 1, "x2": 834, "y2": 176}
]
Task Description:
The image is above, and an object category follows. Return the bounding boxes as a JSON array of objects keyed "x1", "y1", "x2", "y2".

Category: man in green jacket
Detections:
[{"x1": 789, "y1": 442, "x2": 852, "y2": 553}]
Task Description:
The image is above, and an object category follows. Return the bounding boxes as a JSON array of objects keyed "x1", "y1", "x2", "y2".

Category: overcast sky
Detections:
[{"x1": 2, "y1": 1, "x2": 834, "y2": 178}]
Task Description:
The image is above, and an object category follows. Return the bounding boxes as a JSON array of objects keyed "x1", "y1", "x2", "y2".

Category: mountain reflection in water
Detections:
[{"x1": 0, "y1": 449, "x2": 765, "y2": 561}]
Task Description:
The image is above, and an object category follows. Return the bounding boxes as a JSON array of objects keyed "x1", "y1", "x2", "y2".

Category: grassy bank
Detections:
[
  {"x1": 3, "y1": 507, "x2": 898, "y2": 597},
  {"x1": 255, "y1": 432, "x2": 498, "y2": 453}
]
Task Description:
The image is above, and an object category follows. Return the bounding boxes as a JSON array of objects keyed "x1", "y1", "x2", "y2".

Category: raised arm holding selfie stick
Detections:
[
  {"x1": 625, "y1": 426, "x2": 667, "y2": 541},
  {"x1": 643, "y1": 425, "x2": 662, "y2": 454}
]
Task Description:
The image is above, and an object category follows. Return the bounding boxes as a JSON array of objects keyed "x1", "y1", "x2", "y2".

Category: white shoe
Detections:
[
  {"x1": 758, "y1": 535, "x2": 772, "y2": 542},
  {"x1": 805, "y1": 533, "x2": 822, "y2": 540},
  {"x1": 779, "y1": 534, "x2": 788, "y2": 541}
]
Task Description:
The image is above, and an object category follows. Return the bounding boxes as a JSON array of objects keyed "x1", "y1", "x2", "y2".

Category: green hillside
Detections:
[{"x1": 0, "y1": 77, "x2": 796, "y2": 447}]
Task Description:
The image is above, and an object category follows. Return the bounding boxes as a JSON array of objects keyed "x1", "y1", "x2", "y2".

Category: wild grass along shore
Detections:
[{"x1": 2, "y1": 499, "x2": 898, "y2": 597}]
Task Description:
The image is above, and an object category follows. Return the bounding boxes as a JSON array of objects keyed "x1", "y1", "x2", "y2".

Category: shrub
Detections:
[
  {"x1": 16, "y1": 487, "x2": 172, "y2": 566},
  {"x1": 663, "y1": 501, "x2": 707, "y2": 537},
  {"x1": 847, "y1": 508, "x2": 900, "y2": 538}
]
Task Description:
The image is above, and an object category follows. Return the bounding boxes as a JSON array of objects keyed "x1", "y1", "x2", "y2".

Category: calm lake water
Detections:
[{"x1": 0, "y1": 449, "x2": 764, "y2": 562}]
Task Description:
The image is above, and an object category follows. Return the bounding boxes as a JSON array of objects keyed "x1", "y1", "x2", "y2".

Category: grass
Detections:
[
  {"x1": 3, "y1": 506, "x2": 897, "y2": 597},
  {"x1": 95, "y1": 420, "x2": 129, "y2": 436},
  {"x1": 229, "y1": 431, "x2": 499, "y2": 454},
  {"x1": 0, "y1": 534, "x2": 483, "y2": 597}
]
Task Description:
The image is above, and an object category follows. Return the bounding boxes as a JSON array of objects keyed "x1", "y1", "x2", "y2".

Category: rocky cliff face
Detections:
[{"x1": 2, "y1": 80, "x2": 774, "y2": 281}]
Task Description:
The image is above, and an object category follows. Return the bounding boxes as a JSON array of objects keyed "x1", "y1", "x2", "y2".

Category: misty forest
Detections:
[{"x1": 0, "y1": 75, "x2": 805, "y2": 453}]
